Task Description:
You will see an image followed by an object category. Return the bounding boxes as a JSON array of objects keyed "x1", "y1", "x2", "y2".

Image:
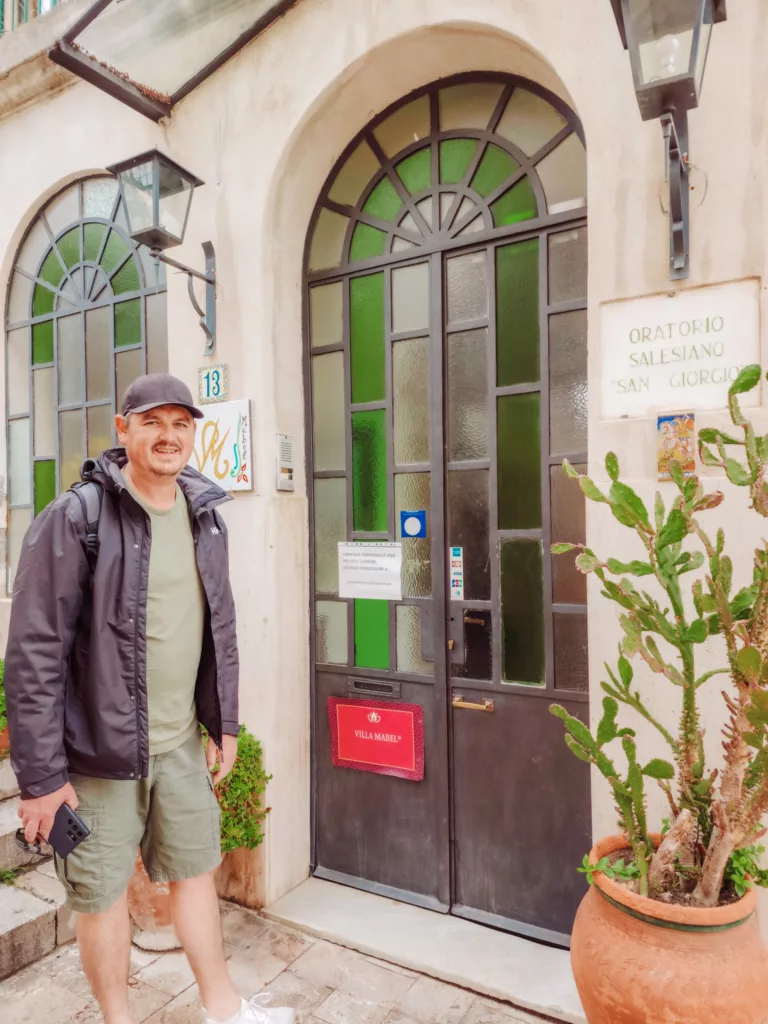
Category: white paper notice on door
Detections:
[{"x1": 338, "y1": 542, "x2": 403, "y2": 601}]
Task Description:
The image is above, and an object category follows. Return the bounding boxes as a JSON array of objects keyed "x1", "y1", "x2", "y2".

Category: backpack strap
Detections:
[{"x1": 70, "y1": 481, "x2": 103, "y2": 574}]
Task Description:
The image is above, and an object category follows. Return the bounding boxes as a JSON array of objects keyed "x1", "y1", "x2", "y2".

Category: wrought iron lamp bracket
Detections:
[
  {"x1": 660, "y1": 110, "x2": 690, "y2": 281},
  {"x1": 149, "y1": 242, "x2": 217, "y2": 356}
]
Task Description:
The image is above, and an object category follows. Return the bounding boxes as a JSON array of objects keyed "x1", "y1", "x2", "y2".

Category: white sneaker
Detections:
[{"x1": 204, "y1": 995, "x2": 298, "y2": 1024}]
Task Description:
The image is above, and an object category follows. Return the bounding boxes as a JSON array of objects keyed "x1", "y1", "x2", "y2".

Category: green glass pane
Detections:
[
  {"x1": 491, "y1": 179, "x2": 538, "y2": 227},
  {"x1": 497, "y1": 394, "x2": 541, "y2": 529},
  {"x1": 349, "y1": 223, "x2": 387, "y2": 262},
  {"x1": 32, "y1": 321, "x2": 54, "y2": 364},
  {"x1": 500, "y1": 540, "x2": 544, "y2": 685},
  {"x1": 39, "y1": 249, "x2": 65, "y2": 290},
  {"x1": 84, "y1": 223, "x2": 107, "y2": 262},
  {"x1": 363, "y1": 177, "x2": 403, "y2": 223},
  {"x1": 354, "y1": 599, "x2": 389, "y2": 670},
  {"x1": 112, "y1": 256, "x2": 141, "y2": 295},
  {"x1": 496, "y1": 240, "x2": 539, "y2": 387},
  {"x1": 352, "y1": 410, "x2": 387, "y2": 533},
  {"x1": 32, "y1": 283, "x2": 56, "y2": 318},
  {"x1": 100, "y1": 230, "x2": 129, "y2": 274},
  {"x1": 439, "y1": 139, "x2": 478, "y2": 185},
  {"x1": 57, "y1": 228, "x2": 81, "y2": 269},
  {"x1": 115, "y1": 298, "x2": 141, "y2": 348},
  {"x1": 471, "y1": 144, "x2": 519, "y2": 198},
  {"x1": 34, "y1": 460, "x2": 56, "y2": 517},
  {"x1": 350, "y1": 273, "x2": 385, "y2": 404},
  {"x1": 396, "y1": 148, "x2": 431, "y2": 194}
]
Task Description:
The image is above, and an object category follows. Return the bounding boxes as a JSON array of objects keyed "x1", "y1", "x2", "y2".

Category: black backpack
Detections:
[{"x1": 69, "y1": 479, "x2": 103, "y2": 574}]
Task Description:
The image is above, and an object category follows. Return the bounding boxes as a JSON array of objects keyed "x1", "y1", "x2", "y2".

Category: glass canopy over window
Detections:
[{"x1": 49, "y1": 0, "x2": 295, "y2": 119}]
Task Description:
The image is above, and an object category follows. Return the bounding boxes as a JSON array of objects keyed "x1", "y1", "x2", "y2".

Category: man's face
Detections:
[{"x1": 116, "y1": 405, "x2": 196, "y2": 479}]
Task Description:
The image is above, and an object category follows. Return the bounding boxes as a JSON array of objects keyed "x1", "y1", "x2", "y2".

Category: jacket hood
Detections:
[{"x1": 81, "y1": 449, "x2": 231, "y2": 511}]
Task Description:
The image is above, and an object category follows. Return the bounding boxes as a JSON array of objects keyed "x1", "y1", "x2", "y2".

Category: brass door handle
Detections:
[{"x1": 452, "y1": 694, "x2": 495, "y2": 712}]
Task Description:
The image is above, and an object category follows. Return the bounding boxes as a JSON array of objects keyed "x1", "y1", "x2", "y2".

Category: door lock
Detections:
[
  {"x1": 452, "y1": 694, "x2": 495, "y2": 712},
  {"x1": 447, "y1": 639, "x2": 456, "y2": 651}
]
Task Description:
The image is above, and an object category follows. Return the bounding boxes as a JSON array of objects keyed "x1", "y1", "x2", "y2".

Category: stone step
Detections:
[
  {"x1": 0, "y1": 882, "x2": 56, "y2": 981},
  {"x1": 0, "y1": 759, "x2": 19, "y2": 801},
  {"x1": 15, "y1": 862, "x2": 76, "y2": 947},
  {"x1": 0, "y1": 796, "x2": 50, "y2": 872}
]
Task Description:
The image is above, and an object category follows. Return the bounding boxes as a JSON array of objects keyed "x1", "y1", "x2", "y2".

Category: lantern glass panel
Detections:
[
  {"x1": 626, "y1": 0, "x2": 707, "y2": 86},
  {"x1": 120, "y1": 160, "x2": 155, "y2": 236},
  {"x1": 158, "y1": 161, "x2": 194, "y2": 242}
]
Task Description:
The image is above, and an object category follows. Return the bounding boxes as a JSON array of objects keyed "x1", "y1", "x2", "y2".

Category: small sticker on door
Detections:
[
  {"x1": 400, "y1": 510, "x2": 428, "y2": 538},
  {"x1": 449, "y1": 546, "x2": 464, "y2": 601}
]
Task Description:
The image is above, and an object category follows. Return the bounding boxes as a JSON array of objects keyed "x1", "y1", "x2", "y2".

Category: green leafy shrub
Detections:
[
  {"x1": 215, "y1": 728, "x2": 272, "y2": 855},
  {"x1": 551, "y1": 365, "x2": 768, "y2": 906}
]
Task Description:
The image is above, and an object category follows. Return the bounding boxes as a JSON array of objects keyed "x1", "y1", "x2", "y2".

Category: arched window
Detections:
[{"x1": 5, "y1": 176, "x2": 169, "y2": 589}]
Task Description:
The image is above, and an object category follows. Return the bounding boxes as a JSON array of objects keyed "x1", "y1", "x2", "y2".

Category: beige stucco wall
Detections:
[{"x1": 1, "y1": 0, "x2": 767, "y2": 929}]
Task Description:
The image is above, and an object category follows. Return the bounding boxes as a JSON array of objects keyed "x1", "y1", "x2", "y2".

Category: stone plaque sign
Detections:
[{"x1": 600, "y1": 279, "x2": 760, "y2": 420}]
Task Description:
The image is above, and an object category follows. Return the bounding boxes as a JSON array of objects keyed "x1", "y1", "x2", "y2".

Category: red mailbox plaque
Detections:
[{"x1": 328, "y1": 697, "x2": 424, "y2": 781}]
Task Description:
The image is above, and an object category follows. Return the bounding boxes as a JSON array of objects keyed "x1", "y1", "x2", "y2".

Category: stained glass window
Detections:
[{"x1": 5, "y1": 176, "x2": 168, "y2": 591}]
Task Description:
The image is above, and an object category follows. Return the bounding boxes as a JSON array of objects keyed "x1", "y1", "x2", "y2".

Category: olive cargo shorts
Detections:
[{"x1": 54, "y1": 730, "x2": 221, "y2": 914}]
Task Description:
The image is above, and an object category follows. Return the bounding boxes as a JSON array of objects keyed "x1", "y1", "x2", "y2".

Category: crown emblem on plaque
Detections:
[{"x1": 367, "y1": 711, "x2": 381, "y2": 723}]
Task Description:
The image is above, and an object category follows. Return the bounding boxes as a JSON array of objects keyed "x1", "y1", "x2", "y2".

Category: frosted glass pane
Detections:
[
  {"x1": 86, "y1": 306, "x2": 111, "y2": 402},
  {"x1": 395, "y1": 473, "x2": 431, "y2": 598},
  {"x1": 392, "y1": 236, "x2": 416, "y2": 253},
  {"x1": 312, "y1": 352, "x2": 346, "y2": 472},
  {"x1": 309, "y1": 208, "x2": 349, "y2": 272},
  {"x1": 549, "y1": 228, "x2": 587, "y2": 304},
  {"x1": 116, "y1": 347, "x2": 143, "y2": 405},
  {"x1": 392, "y1": 262, "x2": 429, "y2": 334},
  {"x1": 551, "y1": 464, "x2": 587, "y2": 605},
  {"x1": 146, "y1": 292, "x2": 169, "y2": 375},
  {"x1": 439, "y1": 83, "x2": 504, "y2": 131},
  {"x1": 393, "y1": 338, "x2": 429, "y2": 465},
  {"x1": 87, "y1": 404, "x2": 113, "y2": 459},
  {"x1": 328, "y1": 142, "x2": 380, "y2": 207},
  {"x1": 310, "y1": 282, "x2": 343, "y2": 348},
  {"x1": 458, "y1": 216, "x2": 484, "y2": 236},
  {"x1": 8, "y1": 420, "x2": 31, "y2": 506},
  {"x1": 16, "y1": 219, "x2": 50, "y2": 276},
  {"x1": 447, "y1": 329, "x2": 488, "y2": 461},
  {"x1": 497, "y1": 89, "x2": 567, "y2": 156},
  {"x1": 455, "y1": 196, "x2": 478, "y2": 226},
  {"x1": 352, "y1": 411, "x2": 387, "y2": 532},
  {"x1": 446, "y1": 250, "x2": 488, "y2": 324},
  {"x1": 45, "y1": 186, "x2": 79, "y2": 238},
  {"x1": 450, "y1": 608, "x2": 492, "y2": 681},
  {"x1": 448, "y1": 470, "x2": 490, "y2": 601},
  {"x1": 501, "y1": 540, "x2": 544, "y2": 685},
  {"x1": 537, "y1": 133, "x2": 587, "y2": 214},
  {"x1": 550, "y1": 310, "x2": 588, "y2": 456},
  {"x1": 8, "y1": 508, "x2": 32, "y2": 595},
  {"x1": 374, "y1": 95, "x2": 431, "y2": 158},
  {"x1": 554, "y1": 613, "x2": 589, "y2": 692},
  {"x1": 58, "y1": 314, "x2": 84, "y2": 406},
  {"x1": 316, "y1": 600, "x2": 348, "y2": 665},
  {"x1": 33, "y1": 368, "x2": 56, "y2": 457},
  {"x1": 396, "y1": 605, "x2": 433, "y2": 675},
  {"x1": 8, "y1": 272, "x2": 32, "y2": 325},
  {"x1": 440, "y1": 193, "x2": 456, "y2": 227},
  {"x1": 7, "y1": 328, "x2": 30, "y2": 416},
  {"x1": 83, "y1": 177, "x2": 119, "y2": 218},
  {"x1": 416, "y1": 197, "x2": 434, "y2": 229},
  {"x1": 59, "y1": 410, "x2": 84, "y2": 492},
  {"x1": 315, "y1": 477, "x2": 346, "y2": 595}
]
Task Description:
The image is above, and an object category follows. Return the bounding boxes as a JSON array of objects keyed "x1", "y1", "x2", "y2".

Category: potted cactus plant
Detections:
[{"x1": 552, "y1": 365, "x2": 768, "y2": 1024}]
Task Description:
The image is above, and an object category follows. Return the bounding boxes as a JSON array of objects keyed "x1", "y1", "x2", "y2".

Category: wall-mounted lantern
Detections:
[
  {"x1": 107, "y1": 149, "x2": 216, "y2": 355},
  {"x1": 611, "y1": 0, "x2": 727, "y2": 279}
]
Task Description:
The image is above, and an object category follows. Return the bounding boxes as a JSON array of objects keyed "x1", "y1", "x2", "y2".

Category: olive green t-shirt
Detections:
[{"x1": 128, "y1": 482, "x2": 206, "y2": 754}]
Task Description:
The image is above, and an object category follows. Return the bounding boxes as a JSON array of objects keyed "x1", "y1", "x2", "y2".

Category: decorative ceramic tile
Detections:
[{"x1": 657, "y1": 412, "x2": 695, "y2": 481}]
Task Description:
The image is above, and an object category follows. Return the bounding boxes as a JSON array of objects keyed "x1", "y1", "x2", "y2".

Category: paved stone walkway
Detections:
[{"x1": 0, "y1": 901, "x2": 549, "y2": 1024}]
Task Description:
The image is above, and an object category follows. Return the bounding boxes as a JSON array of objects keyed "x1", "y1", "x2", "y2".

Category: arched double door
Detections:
[{"x1": 305, "y1": 74, "x2": 591, "y2": 944}]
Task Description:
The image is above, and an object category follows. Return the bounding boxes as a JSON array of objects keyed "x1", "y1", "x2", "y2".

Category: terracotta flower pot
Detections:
[
  {"x1": 571, "y1": 834, "x2": 768, "y2": 1024},
  {"x1": 126, "y1": 854, "x2": 182, "y2": 952},
  {"x1": 0, "y1": 726, "x2": 10, "y2": 758}
]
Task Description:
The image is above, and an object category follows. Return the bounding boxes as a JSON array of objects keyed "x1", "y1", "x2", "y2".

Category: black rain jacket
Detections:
[{"x1": 5, "y1": 449, "x2": 239, "y2": 800}]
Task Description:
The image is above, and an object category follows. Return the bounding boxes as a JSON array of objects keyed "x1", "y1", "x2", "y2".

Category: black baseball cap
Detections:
[{"x1": 121, "y1": 373, "x2": 204, "y2": 420}]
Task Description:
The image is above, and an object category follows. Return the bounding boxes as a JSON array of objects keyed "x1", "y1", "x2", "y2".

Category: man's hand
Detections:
[
  {"x1": 18, "y1": 783, "x2": 79, "y2": 843},
  {"x1": 206, "y1": 734, "x2": 238, "y2": 785}
]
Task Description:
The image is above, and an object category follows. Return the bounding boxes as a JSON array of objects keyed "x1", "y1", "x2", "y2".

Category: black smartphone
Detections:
[{"x1": 15, "y1": 802, "x2": 90, "y2": 860}]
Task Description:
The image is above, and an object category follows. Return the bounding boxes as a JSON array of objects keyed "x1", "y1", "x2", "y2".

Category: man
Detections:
[{"x1": 5, "y1": 374, "x2": 295, "y2": 1024}]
